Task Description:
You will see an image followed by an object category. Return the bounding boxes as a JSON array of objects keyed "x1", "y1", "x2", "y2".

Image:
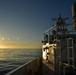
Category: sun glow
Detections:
[{"x1": 0, "y1": 45, "x2": 5, "y2": 48}]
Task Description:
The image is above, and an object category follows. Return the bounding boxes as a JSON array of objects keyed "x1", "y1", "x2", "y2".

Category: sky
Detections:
[{"x1": 0, "y1": 0, "x2": 75, "y2": 49}]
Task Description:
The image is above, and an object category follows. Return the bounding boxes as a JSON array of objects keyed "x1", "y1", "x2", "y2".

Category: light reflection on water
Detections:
[{"x1": 0, "y1": 49, "x2": 41, "y2": 75}]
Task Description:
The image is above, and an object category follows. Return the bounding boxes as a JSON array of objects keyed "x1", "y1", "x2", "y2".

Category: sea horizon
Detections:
[{"x1": 0, "y1": 48, "x2": 42, "y2": 50}]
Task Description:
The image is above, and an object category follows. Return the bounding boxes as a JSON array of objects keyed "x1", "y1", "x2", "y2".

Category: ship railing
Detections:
[
  {"x1": 5, "y1": 57, "x2": 42, "y2": 75},
  {"x1": 44, "y1": 24, "x2": 56, "y2": 44},
  {"x1": 67, "y1": 38, "x2": 75, "y2": 69},
  {"x1": 44, "y1": 24, "x2": 56, "y2": 33}
]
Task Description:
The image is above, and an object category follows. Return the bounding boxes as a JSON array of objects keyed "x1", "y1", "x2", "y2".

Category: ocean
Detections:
[{"x1": 0, "y1": 49, "x2": 41, "y2": 75}]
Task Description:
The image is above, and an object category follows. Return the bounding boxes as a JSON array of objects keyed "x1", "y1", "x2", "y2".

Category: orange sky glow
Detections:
[
  {"x1": 0, "y1": 37, "x2": 41, "y2": 49},
  {"x1": 0, "y1": 44, "x2": 41, "y2": 49}
]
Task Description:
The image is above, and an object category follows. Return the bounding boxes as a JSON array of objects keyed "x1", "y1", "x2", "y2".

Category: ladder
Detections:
[{"x1": 67, "y1": 38, "x2": 75, "y2": 69}]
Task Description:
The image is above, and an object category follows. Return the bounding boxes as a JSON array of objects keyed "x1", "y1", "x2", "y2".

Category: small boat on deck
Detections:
[{"x1": 6, "y1": 2, "x2": 76, "y2": 75}]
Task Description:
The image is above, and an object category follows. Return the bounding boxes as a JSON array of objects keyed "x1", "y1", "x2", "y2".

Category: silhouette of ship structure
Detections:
[{"x1": 6, "y1": 2, "x2": 76, "y2": 75}]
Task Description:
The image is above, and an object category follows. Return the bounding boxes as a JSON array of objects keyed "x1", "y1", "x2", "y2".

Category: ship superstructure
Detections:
[{"x1": 42, "y1": 3, "x2": 76, "y2": 75}]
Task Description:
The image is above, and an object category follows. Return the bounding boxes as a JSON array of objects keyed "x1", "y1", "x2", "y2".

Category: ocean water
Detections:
[{"x1": 0, "y1": 49, "x2": 41, "y2": 75}]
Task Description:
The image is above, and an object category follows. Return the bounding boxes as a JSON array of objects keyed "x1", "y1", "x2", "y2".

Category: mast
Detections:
[{"x1": 52, "y1": 14, "x2": 69, "y2": 35}]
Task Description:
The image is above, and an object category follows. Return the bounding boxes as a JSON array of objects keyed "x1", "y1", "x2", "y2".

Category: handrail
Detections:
[{"x1": 44, "y1": 24, "x2": 56, "y2": 33}]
